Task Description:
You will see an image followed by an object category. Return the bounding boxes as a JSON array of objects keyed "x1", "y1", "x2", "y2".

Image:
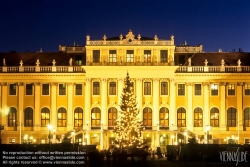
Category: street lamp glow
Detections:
[
  {"x1": 48, "y1": 124, "x2": 53, "y2": 130},
  {"x1": 24, "y1": 134, "x2": 28, "y2": 140},
  {"x1": 205, "y1": 125, "x2": 210, "y2": 131}
]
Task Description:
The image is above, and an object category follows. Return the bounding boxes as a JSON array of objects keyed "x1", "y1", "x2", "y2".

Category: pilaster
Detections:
[
  {"x1": 186, "y1": 82, "x2": 193, "y2": 131},
  {"x1": 1, "y1": 83, "x2": 8, "y2": 127},
  {"x1": 203, "y1": 82, "x2": 210, "y2": 126},
  {"x1": 50, "y1": 83, "x2": 57, "y2": 128},
  {"x1": 136, "y1": 78, "x2": 142, "y2": 120},
  {"x1": 153, "y1": 78, "x2": 159, "y2": 127},
  {"x1": 67, "y1": 83, "x2": 74, "y2": 131},
  {"x1": 18, "y1": 82, "x2": 24, "y2": 131},
  {"x1": 237, "y1": 82, "x2": 243, "y2": 144},
  {"x1": 169, "y1": 78, "x2": 176, "y2": 130},
  {"x1": 219, "y1": 82, "x2": 226, "y2": 131},
  {"x1": 117, "y1": 78, "x2": 124, "y2": 105},
  {"x1": 101, "y1": 78, "x2": 107, "y2": 128},
  {"x1": 34, "y1": 82, "x2": 41, "y2": 131},
  {"x1": 84, "y1": 78, "x2": 91, "y2": 128}
]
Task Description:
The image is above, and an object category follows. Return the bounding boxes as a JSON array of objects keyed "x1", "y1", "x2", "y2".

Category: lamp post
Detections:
[
  {"x1": 205, "y1": 125, "x2": 210, "y2": 167},
  {"x1": 48, "y1": 124, "x2": 53, "y2": 152},
  {"x1": 171, "y1": 134, "x2": 175, "y2": 145},
  {"x1": 206, "y1": 125, "x2": 210, "y2": 144},
  {"x1": 71, "y1": 129, "x2": 75, "y2": 148},
  {"x1": 0, "y1": 125, "x2": 3, "y2": 144},
  {"x1": 0, "y1": 109, "x2": 3, "y2": 144},
  {"x1": 183, "y1": 130, "x2": 187, "y2": 163}
]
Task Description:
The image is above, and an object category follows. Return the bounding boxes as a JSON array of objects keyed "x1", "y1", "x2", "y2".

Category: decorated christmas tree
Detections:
[{"x1": 113, "y1": 73, "x2": 144, "y2": 148}]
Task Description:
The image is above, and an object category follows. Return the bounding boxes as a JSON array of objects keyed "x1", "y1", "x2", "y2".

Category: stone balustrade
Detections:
[
  {"x1": 0, "y1": 66, "x2": 85, "y2": 73},
  {"x1": 176, "y1": 66, "x2": 250, "y2": 73}
]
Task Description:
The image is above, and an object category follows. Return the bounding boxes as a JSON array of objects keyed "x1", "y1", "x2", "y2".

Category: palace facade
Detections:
[{"x1": 1, "y1": 30, "x2": 250, "y2": 152}]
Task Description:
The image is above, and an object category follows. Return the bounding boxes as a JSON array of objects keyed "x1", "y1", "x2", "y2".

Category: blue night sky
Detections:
[{"x1": 1, "y1": 0, "x2": 250, "y2": 52}]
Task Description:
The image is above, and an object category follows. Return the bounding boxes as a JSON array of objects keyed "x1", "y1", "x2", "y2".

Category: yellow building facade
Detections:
[{"x1": 1, "y1": 30, "x2": 250, "y2": 152}]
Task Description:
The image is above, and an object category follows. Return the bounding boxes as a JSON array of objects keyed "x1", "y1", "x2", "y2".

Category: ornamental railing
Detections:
[
  {"x1": 0, "y1": 66, "x2": 85, "y2": 73},
  {"x1": 86, "y1": 40, "x2": 173, "y2": 46},
  {"x1": 175, "y1": 46, "x2": 203, "y2": 52},
  {"x1": 176, "y1": 66, "x2": 250, "y2": 73}
]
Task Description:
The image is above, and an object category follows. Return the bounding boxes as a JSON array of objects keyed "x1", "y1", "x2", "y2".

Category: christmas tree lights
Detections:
[{"x1": 113, "y1": 73, "x2": 145, "y2": 149}]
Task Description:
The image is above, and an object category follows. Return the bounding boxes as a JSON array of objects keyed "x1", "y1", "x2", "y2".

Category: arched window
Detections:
[
  {"x1": 108, "y1": 107, "x2": 117, "y2": 126},
  {"x1": 8, "y1": 107, "x2": 17, "y2": 127},
  {"x1": 74, "y1": 107, "x2": 83, "y2": 127},
  {"x1": 58, "y1": 107, "x2": 67, "y2": 127},
  {"x1": 177, "y1": 107, "x2": 186, "y2": 127},
  {"x1": 244, "y1": 107, "x2": 250, "y2": 127},
  {"x1": 143, "y1": 107, "x2": 152, "y2": 126},
  {"x1": 159, "y1": 107, "x2": 169, "y2": 126},
  {"x1": 227, "y1": 107, "x2": 236, "y2": 127},
  {"x1": 41, "y1": 107, "x2": 50, "y2": 126},
  {"x1": 91, "y1": 107, "x2": 101, "y2": 126},
  {"x1": 24, "y1": 107, "x2": 33, "y2": 127},
  {"x1": 210, "y1": 107, "x2": 219, "y2": 127},
  {"x1": 194, "y1": 107, "x2": 203, "y2": 127}
]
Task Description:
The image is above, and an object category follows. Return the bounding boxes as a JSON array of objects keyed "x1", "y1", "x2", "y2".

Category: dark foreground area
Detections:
[
  {"x1": 1, "y1": 144, "x2": 250, "y2": 167},
  {"x1": 1, "y1": 159, "x2": 248, "y2": 167}
]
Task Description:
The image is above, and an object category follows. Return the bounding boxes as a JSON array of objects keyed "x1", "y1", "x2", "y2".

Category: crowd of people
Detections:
[{"x1": 87, "y1": 146, "x2": 166, "y2": 166}]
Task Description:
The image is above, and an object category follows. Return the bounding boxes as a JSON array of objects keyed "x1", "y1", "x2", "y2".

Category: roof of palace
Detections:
[
  {"x1": 0, "y1": 52, "x2": 77, "y2": 66},
  {"x1": 184, "y1": 52, "x2": 250, "y2": 66}
]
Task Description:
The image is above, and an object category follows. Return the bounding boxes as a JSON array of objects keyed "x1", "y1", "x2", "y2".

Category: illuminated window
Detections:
[
  {"x1": 211, "y1": 84, "x2": 218, "y2": 96},
  {"x1": 93, "y1": 82, "x2": 100, "y2": 95},
  {"x1": 143, "y1": 107, "x2": 152, "y2": 126},
  {"x1": 8, "y1": 107, "x2": 17, "y2": 127},
  {"x1": 144, "y1": 50, "x2": 151, "y2": 63},
  {"x1": 194, "y1": 107, "x2": 203, "y2": 127},
  {"x1": 108, "y1": 107, "x2": 117, "y2": 126},
  {"x1": 244, "y1": 107, "x2": 250, "y2": 127},
  {"x1": 42, "y1": 84, "x2": 49, "y2": 95},
  {"x1": 109, "y1": 82, "x2": 116, "y2": 95},
  {"x1": 210, "y1": 107, "x2": 219, "y2": 127},
  {"x1": 76, "y1": 55, "x2": 82, "y2": 65},
  {"x1": 91, "y1": 107, "x2": 101, "y2": 126},
  {"x1": 57, "y1": 107, "x2": 67, "y2": 127},
  {"x1": 24, "y1": 107, "x2": 33, "y2": 127},
  {"x1": 159, "y1": 107, "x2": 169, "y2": 126},
  {"x1": 74, "y1": 107, "x2": 83, "y2": 127},
  {"x1": 26, "y1": 84, "x2": 33, "y2": 95},
  {"x1": 160, "y1": 50, "x2": 168, "y2": 62},
  {"x1": 228, "y1": 84, "x2": 235, "y2": 95},
  {"x1": 9, "y1": 84, "x2": 17, "y2": 95},
  {"x1": 109, "y1": 50, "x2": 117, "y2": 62},
  {"x1": 41, "y1": 107, "x2": 50, "y2": 127},
  {"x1": 227, "y1": 107, "x2": 236, "y2": 127},
  {"x1": 59, "y1": 84, "x2": 66, "y2": 95},
  {"x1": 194, "y1": 84, "x2": 201, "y2": 95},
  {"x1": 178, "y1": 84, "x2": 185, "y2": 96},
  {"x1": 75, "y1": 84, "x2": 82, "y2": 95},
  {"x1": 144, "y1": 82, "x2": 151, "y2": 95},
  {"x1": 126, "y1": 50, "x2": 134, "y2": 62},
  {"x1": 161, "y1": 82, "x2": 168, "y2": 95},
  {"x1": 245, "y1": 84, "x2": 250, "y2": 95},
  {"x1": 177, "y1": 107, "x2": 186, "y2": 127},
  {"x1": 93, "y1": 50, "x2": 100, "y2": 62}
]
